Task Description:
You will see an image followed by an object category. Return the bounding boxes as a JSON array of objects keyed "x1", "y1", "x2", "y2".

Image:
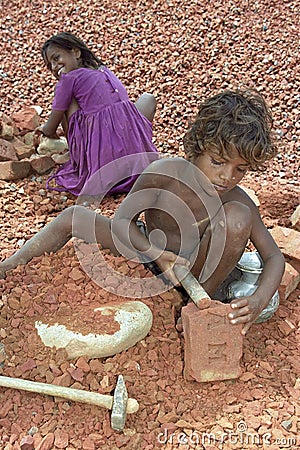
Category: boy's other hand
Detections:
[{"x1": 228, "y1": 294, "x2": 265, "y2": 335}]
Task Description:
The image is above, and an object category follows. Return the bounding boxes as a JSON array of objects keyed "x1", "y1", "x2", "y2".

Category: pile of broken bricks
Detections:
[{"x1": 0, "y1": 107, "x2": 69, "y2": 181}]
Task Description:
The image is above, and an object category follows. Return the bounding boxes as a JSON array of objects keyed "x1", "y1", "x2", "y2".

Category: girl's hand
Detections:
[
  {"x1": 34, "y1": 126, "x2": 44, "y2": 147},
  {"x1": 155, "y1": 251, "x2": 189, "y2": 286},
  {"x1": 228, "y1": 294, "x2": 266, "y2": 335},
  {"x1": 34, "y1": 125, "x2": 60, "y2": 145}
]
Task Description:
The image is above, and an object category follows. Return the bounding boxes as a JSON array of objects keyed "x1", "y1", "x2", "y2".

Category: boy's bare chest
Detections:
[{"x1": 153, "y1": 184, "x2": 210, "y2": 227}]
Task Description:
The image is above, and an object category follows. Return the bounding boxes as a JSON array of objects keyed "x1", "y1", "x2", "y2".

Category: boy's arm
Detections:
[
  {"x1": 229, "y1": 203, "x2": 285, "y2": 333},
  {"x1": 112, "y1": 163, "x2": 188, "y2": 285}
]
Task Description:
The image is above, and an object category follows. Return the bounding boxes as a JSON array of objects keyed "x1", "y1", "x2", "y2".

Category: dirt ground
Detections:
[{"x1": 0, "y1": 0, "x2": 299, "y2": 449}]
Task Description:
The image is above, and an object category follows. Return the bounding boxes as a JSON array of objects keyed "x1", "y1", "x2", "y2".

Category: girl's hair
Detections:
[
  {"x1": 183, "y1": 89, "x2": 277, "y2": 170},
  {"x1": 41, "y1": 32, "x2": 104, "y2": 70}
]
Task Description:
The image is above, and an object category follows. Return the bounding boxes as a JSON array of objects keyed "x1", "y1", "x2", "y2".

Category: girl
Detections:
[{"x1": 36, "y1": 32, "x2": 159, "y2": 197}]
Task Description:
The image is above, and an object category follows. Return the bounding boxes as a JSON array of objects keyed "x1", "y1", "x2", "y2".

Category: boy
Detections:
[{"x1": 0, "y1": 89, "x2": 285, "y2": 334}]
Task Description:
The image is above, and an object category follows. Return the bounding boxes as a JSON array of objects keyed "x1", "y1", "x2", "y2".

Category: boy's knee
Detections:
[
  {"x1": 59, "y1": 205, "x2": 78, "y2": 231},
  {"x1": 223, "y1": 201, "x2": 252, "y2": 236}
]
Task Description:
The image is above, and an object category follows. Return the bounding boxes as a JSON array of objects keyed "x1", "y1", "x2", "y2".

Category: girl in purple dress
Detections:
[{"x1": 36, "y1": 32, "x2": 159, "y2": 197}]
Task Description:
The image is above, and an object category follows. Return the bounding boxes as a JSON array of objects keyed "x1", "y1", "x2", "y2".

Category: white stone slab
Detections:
[{"x1": 35, "y1": 301, "x2": 153, "y2": 359}]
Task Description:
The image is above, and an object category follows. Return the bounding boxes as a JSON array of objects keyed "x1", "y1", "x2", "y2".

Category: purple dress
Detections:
[{"x1": 46, "y1": 67, "x2": 158, "y2": 196}]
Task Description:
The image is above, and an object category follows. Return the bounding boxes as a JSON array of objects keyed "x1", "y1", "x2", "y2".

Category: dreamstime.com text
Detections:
[{"x1": 157, "y1": 421, "x2": 298, "y2": 447}]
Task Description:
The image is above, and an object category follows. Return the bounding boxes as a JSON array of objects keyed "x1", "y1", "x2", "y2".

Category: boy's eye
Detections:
[
  {"x1": 211, "y1": 157, "x2": 225, "y2": 166},
  {"x1": 237, "y1": 167, "x2": 248, "y2": 173}
]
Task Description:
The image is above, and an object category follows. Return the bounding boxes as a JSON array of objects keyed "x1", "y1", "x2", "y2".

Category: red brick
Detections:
[
  {"x1": 12, "y1": 137, "x2": 35, "y2": 159},
  {"x1": 20, "y1": 435, "x2": 34, "y2": 450},
  {"x1": 12, "y1": 107, "x2": 40, "y2": 132},
  {"x1": 291, "y1": 205, "x2": 300, "y2": 231},
  {"x1": 182, "y1": 301, "x2": 244, "y2": 382},
  {"x1": 278, "y1": 318, "x2": 296, "y2": 336},
  {"x1": 278, "y1": 262, "x2": 300, "y2": 301},
  {"x1": 0, "y1": 160, "x2": 31, "y2": 180},
  {"x1": 0, "y1": 112, "x2": 15, "y2": 139},
  {"x1": 270, "y1": 226, "x2": 300, "y2": 263},
  {"x1": 0, "y1": 138, "x2": 18, "y2": 162},
  {"x1": 35, "y1": 433, "x2": 55, "y2": 450},
  {"x1": 30, "y1": 155, "x2": 55, "y2": 174}
]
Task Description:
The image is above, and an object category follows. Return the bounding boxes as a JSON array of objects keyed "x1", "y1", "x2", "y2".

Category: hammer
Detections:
[
  {"x1": 173, "y1": 264, "x2": 212, "y2": 308},
  {"x1": 0, "y1": 374, "x2": 137, "y2": 431}
]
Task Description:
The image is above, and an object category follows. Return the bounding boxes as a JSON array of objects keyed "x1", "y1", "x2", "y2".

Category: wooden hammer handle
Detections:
[
  {"x1": 0, "y1": 375, "x2": 139, "y2": 413},
  {"x1": 173, "y1": 265, "x2": 211, "y2": 309}
]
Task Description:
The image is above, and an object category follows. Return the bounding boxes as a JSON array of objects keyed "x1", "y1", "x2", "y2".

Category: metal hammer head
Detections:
[{"x1": 111, "y1": 375, "x2": 128, "y2": 431}]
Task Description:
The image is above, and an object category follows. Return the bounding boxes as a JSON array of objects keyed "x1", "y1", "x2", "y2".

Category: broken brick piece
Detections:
[
  {"x1": 182, "y1": 301, "x2": 244, "y2": 382},
  {"x1": 291, "y1": 205, "x2": 300, "y2": 231},
  {"x1": 30, "y1": 155, "x2": 55, "y2": 174},
  {"x1": 278, "y1": 262, "x2": 300, "y2": 301},
  {"x1": 0, "y1": 160, "x2": 31, "y2": 180},
  {"x1": 270, "y1": 226, "x2": 300, "y2": 263},
  {"x1": 0, "y1": 138, "x2": 18, "y2": 162}
]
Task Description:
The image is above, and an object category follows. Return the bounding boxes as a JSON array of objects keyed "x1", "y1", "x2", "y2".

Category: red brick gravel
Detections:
[{"x1": 0, "y1": 0, "x2": 299, "y2": 449}]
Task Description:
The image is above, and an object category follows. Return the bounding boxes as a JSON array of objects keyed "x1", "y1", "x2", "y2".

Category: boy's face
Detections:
[
  {"x1": 193, "y1": 147, "x2": 249, "y2": 194},
  {"x1": 44, "y1": 44, "x2": 81, "y2": 80}
]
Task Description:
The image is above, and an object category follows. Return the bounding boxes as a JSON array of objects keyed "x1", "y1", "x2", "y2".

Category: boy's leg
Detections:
[
  {"x1": 0, "y1": 206, "x2": 117, "y2": 279},
  {"x1": 191, "y1": 201, "x2": 252, "y2": 296},
  {"x1": 135, "y1": 93, "x2": 157, "y2": 123}
]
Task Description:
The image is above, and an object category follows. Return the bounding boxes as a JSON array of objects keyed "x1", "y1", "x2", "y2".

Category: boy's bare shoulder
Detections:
[
  {"x1": 228, "y1": 185, "x2": 259, "y2": 209},
  {"x1": 143, "y1": 156, "x2": 187, "y2": 174}
]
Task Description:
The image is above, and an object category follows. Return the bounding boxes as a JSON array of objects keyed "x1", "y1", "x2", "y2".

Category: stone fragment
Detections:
[
  {"x1": 278, "y1": 318, "x2": 296, "y2": 336},
  {"x1": 0, "y1": 138, "x2": 18, "y2": 161},
  {"x1": 37, "y1": 136, "x2": 68, "y2": 156},
  {"x1": 54, "y1": 429, "x2": 69, "y2": 449},
  {"x1": 182, "y1": 301, "x2": 244, "y2": 382},
  {"x1": 281, "y1": 419, "x2": 292, "y2": 431},
  {"x1": 12, "y1": 107, "x2": 40, "y2": 132},
  {"x1": 270, "y1": 226, "x2": 300, "y2": 262},
  {"x1": 20, "y1": 435, "x2": 34, "y2": 450},
  {"x1": 291, "y1": 205, "x2": 300, "y2": 231},
  {"x1": 19, "y1": 358, "x2": 36, "y2": 373},
  {"x1": 0, "y1": 160, "x2": 31, "y2": 180},
  {"x1": 82, "y1": 438, "x2": 96, "y2": 450},
  {"x1": 0, "y1": 122, "x2": 14, "y2": 140},
  {"x1": 23, "y1": 132, "x2": 35, "y2": 147},
  {"x1": 69, "y1": 268, "x2": 85, "y2": 281},
  {"x1": 12, "y1": 137, "x2": 35, "y2": 159},
  {"x1": 51, "y1": 152, "x2": 70, "y2": 164},
  {"x1": 278, "y1": 262, "x2": 300, "y2": 300},
  {"x1": 0, "y1": 112, "x2": 15, "y2": 140},
  {"x1": 30, "y1": 155, "x2": 55, "y2": 174},
  {"x1": 35, "y1": 300, "x2": 153, "y2": 359}
]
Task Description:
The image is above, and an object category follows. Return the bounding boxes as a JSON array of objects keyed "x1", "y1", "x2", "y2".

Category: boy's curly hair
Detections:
[
  {"x1": 183, "y1": 89, "x2": 277, "y2": 170},
  {"x1": 41, "y1": 32, "x2": 104, "y2": 70}
]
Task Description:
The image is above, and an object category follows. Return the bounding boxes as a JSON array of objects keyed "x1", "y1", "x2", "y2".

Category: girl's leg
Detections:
[
  {"x1": 191, "y1": 201, "x2": 252, "y2": 296},
  {"x1": 135, "y1": 93, "x2": 157, "y2": 123},
  {"x1": 0, "y1": 206, "x2": 117, "y2": 279}
]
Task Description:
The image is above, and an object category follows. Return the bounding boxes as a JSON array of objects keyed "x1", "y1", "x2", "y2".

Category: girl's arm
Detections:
[{"x1": 38, "y1": 109, "x2": 65, "y2": 139}]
